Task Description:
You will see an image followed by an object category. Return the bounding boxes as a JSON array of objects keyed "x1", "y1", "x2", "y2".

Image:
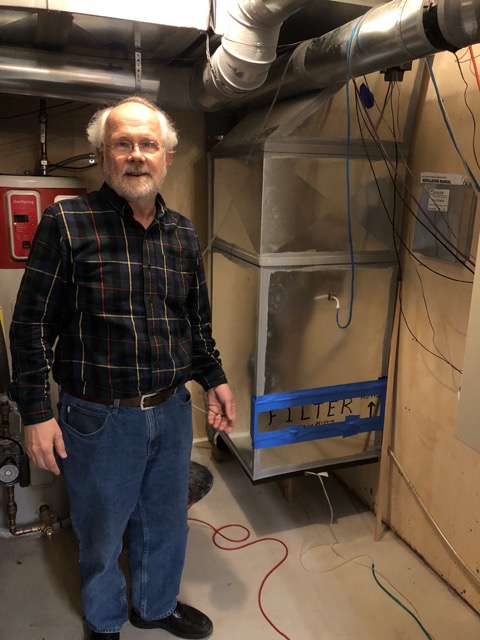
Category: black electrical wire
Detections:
[
  {"x1": 354, "y1": 79, "x2": 466, "y2": 374},
  {"x1": 361, "y1": 74, "x2": 475, "y2": 265},
  {"x1": 353, "y1": 80, "x2": 472, "y2": 274},
  {"x1": 52, "y1": 153, "x2": 96, "y2": 165},
  {"x1": 426, "y1": 58, "x2": 480, "y2": 195},
  {"x1": 362, "y1": 117, "x2": 473, "y2": 269},
  {"x1": 387, "y1": 80, "x2": 402, "y2": 269},
  {"x1": 399, "y1": 289, "x2": 462, "y2": 374},
  {"x1": 354, "y1": 82, "x2": 473, "y2": 283},
  {"x1": 454, "y1": 52, "x2": 480, "y2": 173},
  {"x1": 0, "y1": 100, "x2": 76, "y2": 120},
  {"x1": 46, "y1": 153, "x2": 97, "y2": 174},
  {"x1": 47, "y1": 103, "x2": 93, "y2": 119},
  {"x1": 353, "y1": 79, "x2": 475, "y2": 274},
  {"x1": 411, "y1": 259, "x2": 451, "y2": 364},
  {"x1": 46, "y1": 164, "x2": 96, "y2": 172}
]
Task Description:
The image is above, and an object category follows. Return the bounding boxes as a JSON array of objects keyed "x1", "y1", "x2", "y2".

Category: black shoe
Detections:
[
  {"x1": 90, "y1": 632, "x2": 120, "y2": 640},
  {"x1": 130, "y1": 602, "x2": 213, "y2": 639}
]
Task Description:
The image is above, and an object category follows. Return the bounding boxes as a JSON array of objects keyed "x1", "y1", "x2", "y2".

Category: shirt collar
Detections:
[{"x1": 101, "y1": 182, "x2": 168, "y2": 221}]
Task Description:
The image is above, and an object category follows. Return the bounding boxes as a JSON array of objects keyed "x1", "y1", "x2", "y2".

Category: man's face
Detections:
[{"x1": 99, "y1": 102, "x2": 172, "y2": 203}]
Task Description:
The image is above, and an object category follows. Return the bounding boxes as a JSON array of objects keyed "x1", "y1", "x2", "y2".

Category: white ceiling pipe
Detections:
[{"x1": 203, "y1": 0, "x2": 313, "y2": 97}]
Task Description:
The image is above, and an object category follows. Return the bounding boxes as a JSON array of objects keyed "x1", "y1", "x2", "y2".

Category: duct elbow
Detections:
[
  {"x1": 212, "y1": 47, "x2": 272, "y2": 95},
  {"x1": 205, "y1": 0, "x2": 312, "y2": 100}
]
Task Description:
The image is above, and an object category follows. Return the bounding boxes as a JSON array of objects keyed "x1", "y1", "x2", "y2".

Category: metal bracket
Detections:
[{"x1": 134, "y1": 23, "x2": 142, "y2": 94}]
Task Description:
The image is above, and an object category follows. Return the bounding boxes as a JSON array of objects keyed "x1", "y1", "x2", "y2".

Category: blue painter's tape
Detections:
[{"x1": 251, "y1": 378, "x2": 387, "y2": 450}]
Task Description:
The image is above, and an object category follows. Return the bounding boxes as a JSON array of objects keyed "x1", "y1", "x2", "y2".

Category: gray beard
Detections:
[{"x1": 104, "y1": 165, "x2": 166, "y2": 202}]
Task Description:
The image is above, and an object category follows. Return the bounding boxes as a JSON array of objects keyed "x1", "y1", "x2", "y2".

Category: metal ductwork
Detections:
[
  {"x1": 0, "y1": 0, "x2": 478, "y2": 111},
  {"x1": 0, "y1": 0, "x2": 313, "y2": 109},
  {"x1": 238, "y1": 0, "x2": 480, "y2": 106},
  {"x1": 192, "y1": 0, "x2": 313, "y2": 109}
]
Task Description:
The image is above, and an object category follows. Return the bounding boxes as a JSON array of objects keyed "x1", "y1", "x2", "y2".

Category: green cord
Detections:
[{"x1": 371, "y1": 564, "x2": 433, "y2": 639}]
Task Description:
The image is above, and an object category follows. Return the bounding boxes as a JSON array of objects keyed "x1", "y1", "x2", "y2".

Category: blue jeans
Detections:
[{"x1": 57, "y1": 386, "x2": 193, "y2": 634}]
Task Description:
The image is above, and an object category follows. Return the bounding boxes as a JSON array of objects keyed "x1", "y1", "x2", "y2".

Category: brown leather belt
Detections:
[{"x1": 63, "y1": 386, "x2": 175, "y2": 410}]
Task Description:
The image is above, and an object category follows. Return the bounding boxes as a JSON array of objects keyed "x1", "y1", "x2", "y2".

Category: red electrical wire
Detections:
[
  {"x1": 468, "y1": 46, "x2": 480, "y2": 92},
  {"x1": 188, "y1": 515, "x2": 291, "y2": 640}
]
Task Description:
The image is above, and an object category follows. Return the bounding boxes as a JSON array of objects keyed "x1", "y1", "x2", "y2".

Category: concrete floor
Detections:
[{"x1": 1, "y1": 442, "x2": 479, "y2": 640}]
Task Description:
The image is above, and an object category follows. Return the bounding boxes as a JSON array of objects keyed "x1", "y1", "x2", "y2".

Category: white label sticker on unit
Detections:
[{"x1": 428, "y1": 188, "x2": 450, "y2": 213}]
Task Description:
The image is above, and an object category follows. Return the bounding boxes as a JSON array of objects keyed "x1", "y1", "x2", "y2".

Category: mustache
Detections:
[{"x1": 124, "y1": 163, "x2": 149, "y2": 175}]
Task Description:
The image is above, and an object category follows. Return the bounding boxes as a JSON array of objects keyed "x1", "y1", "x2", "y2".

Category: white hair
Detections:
[{"x1": 86, "y1": 97, "x2": 179, "y2": 152}]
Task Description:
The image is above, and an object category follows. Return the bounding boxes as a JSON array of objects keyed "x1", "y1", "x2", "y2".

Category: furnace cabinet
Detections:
[{"x1": 210, "y1": 83, "x2": 417, "y2": 481}]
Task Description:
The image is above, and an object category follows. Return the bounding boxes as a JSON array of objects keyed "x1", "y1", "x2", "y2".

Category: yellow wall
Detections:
[{"x1": 339, "y1": 48, "x2": 480, "y2": 611}]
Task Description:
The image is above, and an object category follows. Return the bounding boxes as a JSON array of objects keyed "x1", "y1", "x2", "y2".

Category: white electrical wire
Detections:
[{"x1": 388, "y1": 447, "x2": 480, "y2": 587}]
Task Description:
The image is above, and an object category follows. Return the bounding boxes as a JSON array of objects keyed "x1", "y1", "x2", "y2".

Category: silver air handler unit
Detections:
[{"x1": 210, "y1": 65, "x2": 422, "y2": 482}]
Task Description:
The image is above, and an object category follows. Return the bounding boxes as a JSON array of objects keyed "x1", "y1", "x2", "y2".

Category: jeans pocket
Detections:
[
  {"x1": 174, "y1": 384, "x2": 191, "y2": 406},
  {"x1": 60, "y1": 395, "x2": 110, "y2": 437}
]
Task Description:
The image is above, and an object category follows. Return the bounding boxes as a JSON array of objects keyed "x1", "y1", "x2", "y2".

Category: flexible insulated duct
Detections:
[{"x1": 0, "y1": 0, "x2": 478, "y2": 110}]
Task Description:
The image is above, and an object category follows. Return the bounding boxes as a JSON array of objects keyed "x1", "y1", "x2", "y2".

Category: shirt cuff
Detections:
[{"x1": 15, "y1": 400, "x2": 54, "y2": 426}]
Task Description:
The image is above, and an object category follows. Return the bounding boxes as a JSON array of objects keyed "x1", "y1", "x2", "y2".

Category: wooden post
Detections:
[{"x1": 374, "y1": 282, "x2": 402, "y2": 541}]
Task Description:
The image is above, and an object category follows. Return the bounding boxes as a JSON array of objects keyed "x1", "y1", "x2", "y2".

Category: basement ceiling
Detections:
[
  {"x1": 1, "y1": 0, "x2": 476, "y2": 112},
  {"x1": 0, "y1": 1, "x2": 385, "y2": 74}
]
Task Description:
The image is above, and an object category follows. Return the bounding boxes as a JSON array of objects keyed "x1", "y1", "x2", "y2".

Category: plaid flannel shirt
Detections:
[{"x1": 9, "y1": 182, "x2": 227, "y2": 425}]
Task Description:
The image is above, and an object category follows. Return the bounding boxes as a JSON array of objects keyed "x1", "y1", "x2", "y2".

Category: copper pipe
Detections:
[
  {"x1": 2, "y1": 400, "x2": 54, "y2": 539},
  {"x1": 5, "y1": 485, "x2": 54, "y2": 538}
]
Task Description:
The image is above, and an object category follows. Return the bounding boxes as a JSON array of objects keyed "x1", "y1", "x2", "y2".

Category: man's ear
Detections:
[
  {"x1": 165, "y1": 151, "x2": 174, "y2": 167},
  {"x1": 96, "y1": 148, "x2": 104, "y2": 167}
]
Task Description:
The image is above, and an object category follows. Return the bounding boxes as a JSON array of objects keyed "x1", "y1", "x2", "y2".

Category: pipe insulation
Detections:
[{"x1": 0, "y1": 0, "x2": 477, "y2": 110}]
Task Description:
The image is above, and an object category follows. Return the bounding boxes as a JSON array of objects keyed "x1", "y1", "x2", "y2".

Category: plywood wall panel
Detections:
[{"x1": 337, "y1": 49, "x2": 480, "y2": 611}]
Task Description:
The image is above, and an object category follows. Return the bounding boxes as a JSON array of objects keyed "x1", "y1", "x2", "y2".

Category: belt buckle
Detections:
[{"x1": 140, "y1": 390, "x2": 158, "y2": 410}]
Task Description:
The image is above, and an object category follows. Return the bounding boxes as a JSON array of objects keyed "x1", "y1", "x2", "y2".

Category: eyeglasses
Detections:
[{"x1": 104, "y1": 141, "x2": 164, "y2": 156}]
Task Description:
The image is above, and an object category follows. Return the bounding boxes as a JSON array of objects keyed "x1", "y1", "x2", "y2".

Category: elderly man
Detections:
[{"x1": 9, "y1": 97, "x2": 235, "y2": 640}]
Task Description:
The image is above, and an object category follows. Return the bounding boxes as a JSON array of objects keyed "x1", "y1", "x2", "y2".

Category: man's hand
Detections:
[
  {"x1": 207, "y1": 383, "x2": 236, "y2": 434},
  {"x1": 23, "y1": 418, "x2": 67, "y2": 476}
]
